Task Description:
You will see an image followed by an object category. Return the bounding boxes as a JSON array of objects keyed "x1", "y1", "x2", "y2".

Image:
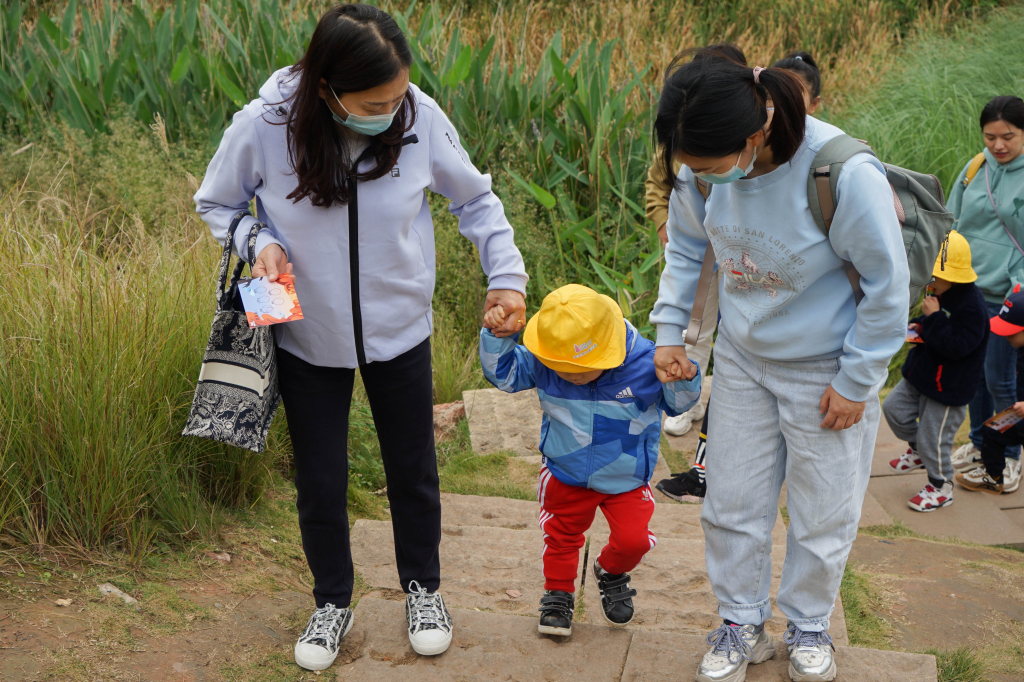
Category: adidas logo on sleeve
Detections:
[{"x1": 614, "y1": 387, "x2": 635, "y2": 399}]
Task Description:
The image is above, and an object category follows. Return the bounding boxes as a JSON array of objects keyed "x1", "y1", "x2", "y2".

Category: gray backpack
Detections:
[{"x1": 684, "y1": 135, "x2": 953, "y2": 345}]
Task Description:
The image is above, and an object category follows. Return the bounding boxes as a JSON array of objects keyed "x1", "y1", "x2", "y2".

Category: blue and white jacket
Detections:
[{"x1": 480, "y1": 322, "x2": 701, "y2": 494}]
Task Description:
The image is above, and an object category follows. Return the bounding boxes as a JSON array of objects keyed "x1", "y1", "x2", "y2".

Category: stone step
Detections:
[
  {"x1": 351, "y1": 514, "x2": 848, "y2": 646},
  {"x1": 583, "y1": 518, "x2": 849, "y2": 647},
  {"x1": 337, "y1": 596, "x2": 633, "y2": 681},
  {"x1": 868, "y1": 474, "x2": 1024, "y2": 546},
  {"x1": 438, "y1": 492, "x2": 705, "y2": 539},
  {"x1": 463, "y1": 387, "x2": 542, "y2": 456},
  {"x1": 336, "y1": 597, "x2": 935, "y2": 682},
  {"x1": 621, "y1": 629, "x2": 937, "y2": 682}
]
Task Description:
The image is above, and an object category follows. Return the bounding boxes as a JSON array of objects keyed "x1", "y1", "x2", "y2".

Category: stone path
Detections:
[
  {"x1": 332, "y1": 385, "x2": 943, "y2": 679},
  {"x1": 867, "y1": 418, "x2": 1024, "y2": 545}
]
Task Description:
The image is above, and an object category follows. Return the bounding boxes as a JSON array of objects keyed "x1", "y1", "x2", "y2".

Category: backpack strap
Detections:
[
  {"x1": 963, "y1": 152, "x2": 986, "y2": 187},
  {"x1": 682, "y1": 176, "x2": 714, "y2": 346},
  {"x1": 807, "y1": 134, "x2": 876, "y2": 305}
]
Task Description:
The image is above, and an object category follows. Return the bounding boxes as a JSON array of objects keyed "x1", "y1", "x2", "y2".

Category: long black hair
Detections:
[
  {"x1": 980, "y1": 95, "x2": 1024, "y2": 130},
  {"x1": 284, "y1": 4, "x2": 416, "y2": 208},
  {"x1": 772, "y1": 51, "x2": 821, "y2": 99},
  {"x1": 655, "y1": 54, "x2": 806, "y2": 187}
]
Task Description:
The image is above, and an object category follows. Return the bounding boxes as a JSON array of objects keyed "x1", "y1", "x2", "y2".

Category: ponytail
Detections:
[
  {"x1": 772, "y1": 51, "x2": 821, "y2": 99},
  {"x1": 655, "y1": 55, "x2": 806, "y2": 185}
]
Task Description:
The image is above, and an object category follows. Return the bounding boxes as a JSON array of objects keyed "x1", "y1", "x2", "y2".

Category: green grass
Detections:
[
  {"x1": 840, "y1": 563, "x2": 895, "y2": 649},
  {"x1": 928, "y1": 647, "x2": 990, "y2": 682}
]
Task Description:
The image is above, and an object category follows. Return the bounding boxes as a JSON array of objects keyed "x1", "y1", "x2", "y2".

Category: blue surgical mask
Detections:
[
  {"x1": 695, "y1": 147, "x2": 757, "y2": 185},
  {"x1": 328, "y1": 85, "x2": 397, "y2": 136}
]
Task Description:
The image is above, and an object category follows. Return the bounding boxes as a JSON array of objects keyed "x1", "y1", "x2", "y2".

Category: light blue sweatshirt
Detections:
[
  {"x1": 650, "y1": 117, "x2": 910, "y2": 402},
  {"x1": 194, "y1": 68, "x2": 528, "y2": 368}
]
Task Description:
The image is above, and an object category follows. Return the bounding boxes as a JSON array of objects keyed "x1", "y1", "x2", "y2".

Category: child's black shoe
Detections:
[
  {"x1": 593, "y1": 559, "x2": 637, "y2": 626},
  {"x1": 538, "y1": 590, "x2": 574, "y2": 636},
  {"x1": 655, "y1": 466, "x2": 706, "y2": 502}
]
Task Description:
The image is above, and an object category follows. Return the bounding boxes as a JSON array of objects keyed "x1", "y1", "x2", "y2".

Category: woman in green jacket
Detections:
[{"x1": 946, "y1": 95, "x2": 1024, "y2": 492}]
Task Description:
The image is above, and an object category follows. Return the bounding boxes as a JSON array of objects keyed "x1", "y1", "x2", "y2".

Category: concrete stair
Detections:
[
  {"x1": 355, "y1": 493, "x2": 848, "y2": 644},
  {"x1": 336, "y1": 597, "x2": 936, "y2": 681}
]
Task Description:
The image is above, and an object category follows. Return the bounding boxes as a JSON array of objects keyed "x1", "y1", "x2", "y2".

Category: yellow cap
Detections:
[
  {"x1": 523, "y1": 284, "x2": 626, "y2": 373},
  {"x1": 934, "y1": 230, "x2": 977, "y2": 284}
]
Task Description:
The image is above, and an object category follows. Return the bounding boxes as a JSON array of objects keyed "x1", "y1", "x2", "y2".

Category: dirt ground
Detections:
[{"x1": 2, "y1": 477, "x2": 1023, "y2": 681}]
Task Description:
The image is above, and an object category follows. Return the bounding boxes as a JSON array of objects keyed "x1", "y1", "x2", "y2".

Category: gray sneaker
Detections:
[
  {"x1": 784, "y1": 624, "x2": 836, "y2": 681},
  {"x1": 696, "y1": 622, "x2": 775, "y2": 682}
]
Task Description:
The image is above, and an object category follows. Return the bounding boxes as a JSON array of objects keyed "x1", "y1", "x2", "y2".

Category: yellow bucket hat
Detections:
[
  {"x1": 523, "y1": 284, "x2": 626, "y2": 373},
  {"x1": 934, "y1": 230, "x2": 977, "y2": 284}
]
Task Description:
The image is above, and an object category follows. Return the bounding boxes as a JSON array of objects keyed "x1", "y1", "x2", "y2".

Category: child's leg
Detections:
[
  {"x1": 979, "y1": 424, "x2": 1024, "y2": 481},
  {"x1": 596, "y1": 483, "x2": 658, "y2": 575},
  {"x1": 881, "y1": 379, "x2": 923, "y2": 448},
  {"x1": 915, "y1": 401, "x2": 967, "y2": 487},
  {"x1": 538, "y1": 467, "x2": 600, "y2": 592}
]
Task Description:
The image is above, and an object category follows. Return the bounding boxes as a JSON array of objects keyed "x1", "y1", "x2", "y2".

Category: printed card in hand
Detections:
[
  {"x1": 983, "y1": 407, "x2": 1023, "y2": 433},
  {"x1": 239, "y1": 273, "x2": 304, "y2": 328},
  {"x1": 906, "y1": 327, "x2": 923, "y2": 344}
]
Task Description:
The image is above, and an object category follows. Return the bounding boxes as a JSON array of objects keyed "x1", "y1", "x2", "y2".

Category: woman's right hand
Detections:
[
  {"x1": 654, "y1": 345, "x2": 696, "y2": 383},
  {"x1": 252, "y1": 243, "x2": 293, "y2": 282}
]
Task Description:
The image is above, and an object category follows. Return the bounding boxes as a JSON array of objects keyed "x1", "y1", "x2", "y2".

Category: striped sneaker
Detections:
[
  {"x1": 907, "y1": 482, "x2": 953, "y2": 512},
  {"x1": 889, "y1": 447, "x2": 924, "y2": 473}
]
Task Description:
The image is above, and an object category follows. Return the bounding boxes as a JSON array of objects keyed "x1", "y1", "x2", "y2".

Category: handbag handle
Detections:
[
  {"x1": 216, "y1": 211, "x2": 268, "y2": 309},
  {"x1": 985, "y1": 162, "x2": 1024, "y2": 258}
]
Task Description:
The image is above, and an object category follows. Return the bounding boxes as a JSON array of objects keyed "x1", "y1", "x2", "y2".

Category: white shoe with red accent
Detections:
[
  {"x1": 907, "y1": 482, "x2": 953, "y2": 512},
  {"x1": 889, "y1": 448, "x2": 924, "y2": 473}
]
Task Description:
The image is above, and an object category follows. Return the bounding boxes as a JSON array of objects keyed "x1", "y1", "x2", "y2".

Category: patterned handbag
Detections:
[{"x1": 182, "y1": 211, "x2": 282, "y2": 452}]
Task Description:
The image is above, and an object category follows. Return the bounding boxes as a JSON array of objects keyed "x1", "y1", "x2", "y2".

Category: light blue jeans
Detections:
[
  {"x1": 702, "y1": 331, "x2": 880, "y2": 632},
  {"x1": 968, "y1": 301, "x2": 1020, "y2": 461}
]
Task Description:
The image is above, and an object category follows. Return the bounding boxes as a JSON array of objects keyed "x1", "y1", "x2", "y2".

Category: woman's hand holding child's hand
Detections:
[
  {"x1": 921, "y1": 296, "x2": 941, "y2": 316},
  {"x1": 654, "y1": 346, "x2": 697, "y2": 383},
  {"x1": 483, "y1": 305, "x2": 507, "y2": 330}
]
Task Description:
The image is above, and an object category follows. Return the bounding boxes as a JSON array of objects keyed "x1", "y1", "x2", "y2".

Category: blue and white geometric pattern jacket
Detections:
[{"x1": 480, "y1": 322, "x2": 701, "y2": 495}]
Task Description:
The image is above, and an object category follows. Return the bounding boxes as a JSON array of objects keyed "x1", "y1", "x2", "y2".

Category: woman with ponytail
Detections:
[
  {"x1": 651, "y1": 57, "x2": 908, "y2": 682},
  {"x1": 772, "y1": 51, "x2": 822, "y2": 115}
]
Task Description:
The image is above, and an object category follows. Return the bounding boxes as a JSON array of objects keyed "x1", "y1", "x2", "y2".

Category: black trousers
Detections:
[
  {"x1": 981, "y1": 422, "x2": 1024, "y2": 480},
  {"x1": 277, "y1": 339, "x2": 441, "y2": 608}
]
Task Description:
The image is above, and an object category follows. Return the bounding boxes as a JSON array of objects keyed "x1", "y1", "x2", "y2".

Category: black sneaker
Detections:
[
  {"x1": 656, "y1": 467, "x2": 706, "y2": 502},
  {"x1": 538, "y1": 590, "x2": 574, "y2": 636},
  {"x1": 593, "y1": 559, "x2": 637, "y2": 626}
]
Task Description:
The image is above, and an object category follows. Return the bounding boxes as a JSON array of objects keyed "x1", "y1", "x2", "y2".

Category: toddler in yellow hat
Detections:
[
  {"x1": 882, "y1": 231, "x2": 991, "y2": 511},
  {"x1": 480, "y1": 283, "x2": 701, "y2": 637}
]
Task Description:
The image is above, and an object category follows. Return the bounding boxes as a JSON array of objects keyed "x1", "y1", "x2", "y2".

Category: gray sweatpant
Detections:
[{"x1": 882, "y1": 378, "x2": 966, "y2": 486}]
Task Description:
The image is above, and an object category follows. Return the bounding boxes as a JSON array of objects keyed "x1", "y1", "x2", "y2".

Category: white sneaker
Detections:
[
  {"x1": 784, "y1": 624, "x2": 836, "y2": 681},
  {"x1": 696, "y1": 622, "x2": 775, "y2": 682},
  {"x1": 406, "y1": 581, "x2": 453, "y2": 656},
  {"x1": 294, "y1": 603, "x2": 353, "y2": 671},
  {"x1": 951, "y1": 443, "x2": 982, "y2": 472},
  {"x1": 1003, "y1": 458, "x2": 1021, "y2": 493},
  {"x1": 664, "y1": 401, "x2": 705, "y2": 437},
  {"x1": 907, "y1": 482, "x2": 953, "y2": 512},
  {"x1": 888, "y1": 448, "x2": 924, "y2": 473}
]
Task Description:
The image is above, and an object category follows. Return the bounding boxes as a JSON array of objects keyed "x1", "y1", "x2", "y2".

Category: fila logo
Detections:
[
  {"x1": 390, "y1": 167, "x2": 401, "y2": 178},
  {"x1": 615, "y1": 387, "x2": 635, "y2": 399}
]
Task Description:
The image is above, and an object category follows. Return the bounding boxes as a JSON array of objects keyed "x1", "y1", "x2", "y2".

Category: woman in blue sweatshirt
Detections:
[
  {"x1": 193, "y1": 5, "x2": 529, "y2": 671},
  {"x1": 650, "y1": 57, "x2": 908, "y2": 682}
]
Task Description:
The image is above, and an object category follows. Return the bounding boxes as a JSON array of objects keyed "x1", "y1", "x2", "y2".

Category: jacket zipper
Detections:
[
  {"x1": 936, "y1": 364, "x2": 944, "y2": 392},
  {"x1": 347, "y1": 135, "x2": 419, "y2": 367}
]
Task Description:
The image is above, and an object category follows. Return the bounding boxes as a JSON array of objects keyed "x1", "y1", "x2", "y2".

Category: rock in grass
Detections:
[
  {"x1": 98, "y1": 582, "x2": 140, "y2": 608},
  {"x1": 54, "y1": 598, "x2": 72, "y2": 607},
  {"x1": 433, "y1": 401, "x2": 465, "y2": 442},
  {"x1": 204, "y1": 550, "x2": 231, "y2": 563}
]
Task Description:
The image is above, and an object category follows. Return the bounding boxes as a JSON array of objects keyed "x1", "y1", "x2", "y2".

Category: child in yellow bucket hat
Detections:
[
  {"x1": 479, "y1": 283, "x2": 701, "y2": 637},
  {"x1": 882, "y1": 231, "x2": 991, "y2": 511}
]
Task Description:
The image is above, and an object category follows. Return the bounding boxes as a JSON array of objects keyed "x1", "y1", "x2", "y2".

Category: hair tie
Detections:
[
  {"x1": 794, "y1": 55, "x2": 803, "y2": 62},
  {"x1": 752, "y1": 66, "x2": 765, "y2": 83}
]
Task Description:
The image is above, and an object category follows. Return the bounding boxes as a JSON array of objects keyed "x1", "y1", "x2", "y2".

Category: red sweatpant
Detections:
[{"x1": 538, "y1": 466, "x2": 657, "y2": 593}]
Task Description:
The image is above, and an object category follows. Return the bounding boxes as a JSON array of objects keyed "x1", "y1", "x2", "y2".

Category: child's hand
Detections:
[
  {"x1": 1013, "y1": 402, "x2": 1024, "y2": 419},
  {"x1": 921, "y1": 296, "x2": 940, "y2": 316},
  {"x1": 483, "y1": 305, "x2": 506, "y2": 330},
  {"x1": 908, "y1": 323, "x2": 922, "y2": 333}
]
